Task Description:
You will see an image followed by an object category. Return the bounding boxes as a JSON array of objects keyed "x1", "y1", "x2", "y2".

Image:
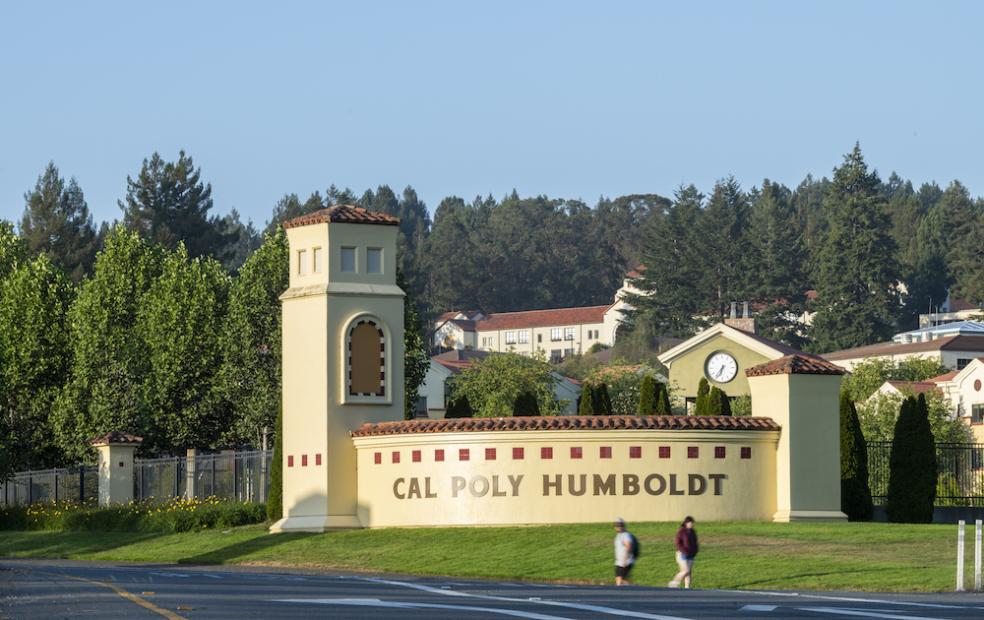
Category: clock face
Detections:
[{"x1": 705, "y1": 352, "x2": 738, "y2": 383}]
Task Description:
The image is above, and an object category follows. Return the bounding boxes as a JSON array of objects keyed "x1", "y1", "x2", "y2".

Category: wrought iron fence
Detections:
[
  {"x1": 0, "y1": 465, "x2": 99, "y2": 506},
  {"x1": 868, "y1": 441, "x2": 984, "y2": 507}
]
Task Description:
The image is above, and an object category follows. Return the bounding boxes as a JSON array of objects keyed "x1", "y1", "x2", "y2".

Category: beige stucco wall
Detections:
[
  {"x1": 478, "y1": 322, "x2": 608, "y2": 357},
  {"x1": 668, "y1": 333, "x2": 772, "y2": 399},
  {"x1": 353, "y1": 429, "x2": 778, "y2": 527},
  {"x1": 95, "y1": 443, "x2": 138, "y2": 507}
]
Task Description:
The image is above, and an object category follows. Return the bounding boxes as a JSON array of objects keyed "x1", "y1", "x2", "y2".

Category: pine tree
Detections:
[
  {"x1": 214, "y1": 208, "x2": 262, "y2": 273},
  {"x1": 812, "y1": 144, "x2": 900, "y2": 351},
  {"x1": 120, "y1": 151, "x2": 225, "y2": 258},
  {"x1": 943, "y1": 181, "x2": 984, "y2": 303},
  {"x1": 19, "y1": 162, "x2": 98, "y2": 282},
  {"x1": 266, "y1": 406, "x2": 283, "y2": 522},
  {"x1": 265, "y1": 192, "x2": 325, "y2": 234},
  {"x1": 513, "y1": 392, "x2": 540, "y2": 416},
  {"x1": 886, "y1": 395, "x2": 937, "y2": 523},
  {"x1": 840, "y1": 391, "x2": 874, "y2": 521},
  {"x1": 654, "y1": 382, "x2": 672, "y2": 415},
  {"x1": 578, "y1": 384, "x2": 595, "y2": 415},
  {"x1": 695, "y1": 378, "x2": 710, "y2": 415},
  {"x1": 637, "y1": 375, "x2": 656, "y2": 415},
  {"x1": 696, "y1": 177, "x2": 751, "y2": 321}
]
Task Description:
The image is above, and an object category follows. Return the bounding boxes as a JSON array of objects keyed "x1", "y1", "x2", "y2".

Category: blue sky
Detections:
[{"x1": 1, "y1": 1, "x2": 982, "y2": 227}]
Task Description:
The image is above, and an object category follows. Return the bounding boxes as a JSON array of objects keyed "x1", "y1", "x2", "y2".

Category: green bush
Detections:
[
  {"x1": 267, "y1": 406, "x2": 283, "y2": 522},
  {"x1": 0, "y1": 497, "x2": 266, "y2": 532},
  {"x1": 446, "y1": 394, "x2": 474, "y2": 418},
  {"x1": 513, "y1": 392, "x2": 540, "y2": 416},
  {"x1": 839, "y1": 391, "x2": 873, "y2": 521},
  {"x1": 637, "y1": 375, "x2": 656, "y2": 415},
  {"x1": 578, "y1": 384, "x2": 595, "y2": 415},
  {"x1": 886, "y1": 394, "x2": 937, "y2": 523}
]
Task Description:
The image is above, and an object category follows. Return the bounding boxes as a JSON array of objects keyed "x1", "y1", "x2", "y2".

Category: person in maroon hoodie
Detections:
[{"x1": 668, "y1": 515, "x2": 698, "y2": 588}]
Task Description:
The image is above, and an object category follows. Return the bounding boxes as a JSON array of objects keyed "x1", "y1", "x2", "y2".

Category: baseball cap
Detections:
[{"x1": 614, "y1": 518, "x2": 625, "y2": 527}]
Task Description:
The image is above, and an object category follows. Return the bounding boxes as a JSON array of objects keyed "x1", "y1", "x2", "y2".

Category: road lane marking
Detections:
[
  {"x1": 740, "y1": 605, "x2": 778, "y2": 612},
  {"x1": 743, "y1": 590, "x2": 978, "y2": 610},
  {"x1": 356, "y1": 577, "x2": 695, "y2": 620},
  {"x1": 54, "y1": 573, "x2": 186, "y2": 620},
  {"x1": 273, "y1": 597, "x2": 577, "y2": 619},
  {"x1": 796, "y1": 607, "x2": 950, "y2": 620}
]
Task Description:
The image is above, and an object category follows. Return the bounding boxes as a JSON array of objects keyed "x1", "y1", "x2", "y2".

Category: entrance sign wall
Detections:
[{"x1": 274, "y1": 207, "x2": 849, "y2": 531}]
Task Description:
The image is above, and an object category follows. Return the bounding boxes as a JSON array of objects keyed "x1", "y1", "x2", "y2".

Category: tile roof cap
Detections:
[
  {"x1": 89, "y1": 431, "x2": 144, "y2": 446},
  {"x1": 352, "y1": 415, "x2": 780, "y2": 437},
  {"x1": 283, "y1": 205, "x2": 400, "y2": 228},
  {"x1": 746, "y1": 354, "x2": 846, "y2": 377}
]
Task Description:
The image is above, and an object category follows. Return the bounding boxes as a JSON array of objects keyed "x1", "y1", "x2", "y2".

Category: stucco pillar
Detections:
[
  {"x1": 746, "y1": 355, "x2": 848, "y2": 522},
  {"x1": 89, "y1": 432, "x2": 143, "y2": 507}
]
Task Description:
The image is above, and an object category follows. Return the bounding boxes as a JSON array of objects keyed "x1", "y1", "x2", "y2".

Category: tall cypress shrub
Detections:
[
  {"x1": 266, "y1": 406, "x2": 283, "y2": 522},
  {"x1": 706, "y1": 386, "x2": 731, "y2": 416},
  {"x1": 513, "y1": 392, "x2": 540, "y2": 416},
  {"x1": 655, "y1": 382, "x2": 672, "y2": 415},
  {"x1": 594, "y1": 383, "x2": 613, "y2": 415},
  {"x1": 637, "y1": 375, "x2": 656, "y2": 415},
  {"x1": 445, "y1": 394, "x2": 473, "y2": 418},
  {"x1": 839, "y1": 391, "x2": 874, "y2": 521},
  {"x1": 578, "y1": 384, "x2": 595, "y2": 415},
  {"x1": 695, "y1": 378, "x2": 710, "y2": 415},
  {"x1": 886, "y1": 395, "x2": 937, "y2": 523}
]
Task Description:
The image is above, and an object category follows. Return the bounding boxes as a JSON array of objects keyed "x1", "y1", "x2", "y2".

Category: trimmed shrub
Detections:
[
  {"x1": 637, "y1": 375, "x2": 656, "y2": 415},
  {"x1": 594, "y1": 383, "x2": 613, "y2": 415},
  {"x1": 840, "y1": 391, "x2": 874, "y2": 521},
  {"x1": 513, "y1": 392, "x2": 540, "y2": 416},
  {"x1": 266, "y1": 406, "x2": 283, "y2": 522},
  {"x1": 578, "y1": 384, "x2": 595, "y2": 415},
  {"x1": 705, "y1": 386, "x2": 731, "y2": 416},
  {"x1": 886, "y1": 394, "x2": 937, "y2": 523},
  {"x1": 654, "y1": 382, "x2": 672, "y2": 416},
  {"x1": 446, "y1": 394, "x2": 474, "y2": 418},
  {"x1": 695, "y1": 378, "x2": 710, "y2": 415}
]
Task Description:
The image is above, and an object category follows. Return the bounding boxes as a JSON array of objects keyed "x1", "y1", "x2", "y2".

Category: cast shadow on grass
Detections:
[
  {"x1": 177, "y1": 531, "x2": 314, "y2": 565},
  {"x1": 0, "y1": 531, "x2": 160, "y2": 559},
  {"x1": 730, "y1": 566, "x2": 897, "y2": 589}
]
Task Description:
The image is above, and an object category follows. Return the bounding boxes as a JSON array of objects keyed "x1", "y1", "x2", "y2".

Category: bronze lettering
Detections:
[
  {"x1": 688, "y1": 474, "x2": 706, "y2": 495},
  {"x1": 669, "y1": 474, "x2": 684, "y2": 495},
  {"x1": 709, "y1": 473, "x2": 726, "y2": 496},
  {"x1": 425, "y1": 477, "x2": 437, "y2": 498},
  {"x1": 622, "y1": 474, "x2": 639, "y2": 495},
  {"x1": 593, "y1": 474, "x2": 615, "y2": 496},
  {"x1": 568, "y1": 474, "x2": 587, "y2": 497},
  {"x1": 644, "y1": 473, "x2": 666, "y2": 495},
  {"x1": 508, "y1": 474, "x2": 524, "y2": 496},
  {"x1": 407, "y1": 478, "x2": 422, "y2": 499},
  {"x1": 543, "y1": 474, "x2": 563, "y2": 496},
  {"x1": 393, "y1": 477, "x2": 406, "y2": 499},
  {"x1": 470, "y1": 476, "x2": 490, "y2": 497},
  {"x1": 492, "y1": 475, "x2": 507, "y2": 497},
  {"x1": 451, "y1": 476, "x2": 466, "y2": 498}
]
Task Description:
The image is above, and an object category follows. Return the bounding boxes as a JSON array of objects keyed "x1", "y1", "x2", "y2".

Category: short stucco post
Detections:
[
  {"x1": 89, "y1": 432, "x2": 143, "y2": 507},
  {"x1": 746, "y1": 355, "x2": 848, "y2": 522}
]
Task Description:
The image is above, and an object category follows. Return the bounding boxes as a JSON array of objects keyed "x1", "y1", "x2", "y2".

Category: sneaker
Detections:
[{"x1": 668, "y1": 581, "x2": 679, "y2": 588}]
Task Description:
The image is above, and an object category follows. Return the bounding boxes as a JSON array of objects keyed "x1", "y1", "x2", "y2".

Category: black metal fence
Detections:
[
  {"x1": 0, "y1": 466, "x2": 100, "y2": 506},
  {"x1": 868, "y1": 441, "x2": 984, "y2": 507}
]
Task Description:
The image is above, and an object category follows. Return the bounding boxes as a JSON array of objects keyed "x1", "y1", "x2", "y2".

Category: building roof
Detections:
[
  {"x1": 475, "y1": 305, "x2": 611, "y2": 332},
  {"x1": 745, "y1": 354, "x2": 846, "y2": 377},
  {"x1": 658, "y1": 322, "x2": 807, "y2": 366},
  {"x1": 433, "y1": 350, "x2": 490, "y2": 374},
  {"x1": 822, "y1": 335, "x2": 984, "y2": 361},
  {"x1": 89, "y1": 431, "x2": 143, "y2": 446},
  {"x1": 927, "y1": 369, "x2": 960, "y2": 382},
  {"x1": 352, "y1": 414, "x2": 781, "y2": 437},
  {"x1": 445, "y1": 319, "x2": 476, "y2": 332},
  {"x1": 282, "y1": 205, "x2": 400, "y2": 228},
  {"x1": 885, "y1": 380, "x2": 940, "y2": 395},
  {"x1": 893, "y1": 321, "x2": 984, "y2": 343},
  {"x1": 949, "y1": 298, "x2": 980, "y2": 312}
]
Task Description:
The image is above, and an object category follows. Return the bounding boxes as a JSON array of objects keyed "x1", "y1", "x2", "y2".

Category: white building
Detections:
[
  {"x1": 823, "y1": 322, "x2": 984, "y2": 372},
  {"x1": 918, "y1": 294, "x2": 983, "y2": 329}
]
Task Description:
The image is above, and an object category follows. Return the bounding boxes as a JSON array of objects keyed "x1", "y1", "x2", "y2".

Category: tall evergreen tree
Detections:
[
  {"x1": 578, "y1": 384, "x2": 595, "y2": 415},
  {"x1": 697, "y1": 177, "x2": 751, "y2": 320},
  {"x1": 19, "y1": 162, "x2": 98, "y2": 282},
  {"x1": 401, "y1": 270, "x2": 430, "y2": 420},
  {"x1": 120, "y1": 151, "x2": 225, "y2": 258},
  {"x1": 654, "y1": 381, "x2": 672, "y2": 415},
  {"x1": 695, "y1": 378, "x2": 710, "y2": 415},
  {"x1": 265, "y1": 192, "x2": 325, "y2": 234},
  {"x1": 637, "y1": 375, "x2": 656, "y2": 415},
  {"x1": 214, "y1": 208, "x2": 262, "y2": 273},
  {"x1": 886, "y1": 395, "x2": 937, "y2": 523},
  {"x1": 594, "y1": 383, "x2": 613, "y2": 415},
  {"x1": 812, "y1": 145, "x2": 899, "y2": 351},
  {"x1": 942, "y1": 181, "x2": 984, "y2": 303},
  {"x1": 839, "y1": 391, "x2": 874, "y2": 521}
]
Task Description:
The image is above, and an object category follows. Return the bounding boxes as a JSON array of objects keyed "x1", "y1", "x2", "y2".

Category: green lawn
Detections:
[{"x1": 0, "y1": 521, "x2": 968, "y2": 592}]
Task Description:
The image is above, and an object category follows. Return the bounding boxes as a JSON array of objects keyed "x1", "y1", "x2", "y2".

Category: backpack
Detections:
[{"x1": 629, "y1": 533, "x2": 640, "y2": 559}]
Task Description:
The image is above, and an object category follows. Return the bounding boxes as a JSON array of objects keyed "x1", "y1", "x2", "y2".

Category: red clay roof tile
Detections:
[
  {"x1": 746, "y1": 354, "x2": 846, "y2": 377},
  {"x1": 89, "y1": 431, "x2": 144, "y2": 446},
  {"x1": 475, "y1": 305, "x2": 611, "y2": 331},
  {"x1": 283, "y1": 205, "x2": 400, "y2": 228}
]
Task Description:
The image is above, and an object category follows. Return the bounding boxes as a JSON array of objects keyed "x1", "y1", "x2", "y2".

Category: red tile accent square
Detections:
[
  {"x1": 412, "y1": 450, "x2": 421, "y2": 463},
  {"x1": 688, "y1": 446, "x2": 699, "y2": 459},
  {"x1": 373, "y1": 452, "x2": 381, "y2": 465},
  {"x1": 485, "y1": 447, "x2": 496, "y2": 460},
  {"x1": 288, "y1": 455, "x2": 295, "y2": 467},
  {"x1": 715, "y1": 446, "x2": 726, "y2": 459},
  {"x1": 658, "y1": 446, "x2": 670, "y2": 458},
  {"x1": 316, "y1": 453, "x2": 322, "y2": 466},
  {"x1": 459, "y1": 448, "x2": 470, "y2": 461},
  {"x1": 541, "y1": 446, "x2": 553, "y2": 459},
  {"x1": 391, "y1": 451, "x2": 400, "y2": 464},
  {"x1": 570, "y1": 446, "x2": 583, "y2": 459},
  {"x1": 512, "y1": 447, "x2": 524, "y2": 460},
  {"x1": 600, "y1": 446, "x2": 612, "y2": 459},
  {"x1": 629, "y1": 446, "x2": 642, "y2": 459},
  {"x1": 301, "y1": 454, "x2": 308, "y2": 467},
  {"x1": 435, "y1": 449, "x2": 445, "y2": 462},
  {"x1": 741, "y1": 446, "x2": 752, "y2": 459}
]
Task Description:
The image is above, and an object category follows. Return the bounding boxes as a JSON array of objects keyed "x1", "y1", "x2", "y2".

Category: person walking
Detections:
[
  {"x1": 613, "y1": 518, "x2": 635, "y2": 586},
  {"x1": 668, "y1": 516, "x2": 698, "y2": 589}
]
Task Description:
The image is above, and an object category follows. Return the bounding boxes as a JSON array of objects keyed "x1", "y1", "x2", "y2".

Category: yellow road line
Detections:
[{"x1": 49, "y1": 573, "x2": 187, "y2": 620}]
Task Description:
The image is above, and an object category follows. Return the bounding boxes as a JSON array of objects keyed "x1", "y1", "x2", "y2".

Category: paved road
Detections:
[{"x1": 2, "y1": 559, "x2": 984, "y2": 620}]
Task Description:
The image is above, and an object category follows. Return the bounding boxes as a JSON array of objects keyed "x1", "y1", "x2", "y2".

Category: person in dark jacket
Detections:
[{"x1": 668, "y1": 515, "x2": 698, "y2": 588}]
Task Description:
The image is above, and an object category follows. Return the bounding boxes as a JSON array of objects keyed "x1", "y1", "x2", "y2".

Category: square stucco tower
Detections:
[
  {"x1": 271, "y1": 205, "x2": 405, "y2": 532},
  {"x1": 746, "y1": 355, "x2": 848, "y2": 522}
]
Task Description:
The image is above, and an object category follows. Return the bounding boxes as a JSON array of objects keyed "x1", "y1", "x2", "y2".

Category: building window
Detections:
[
  {"x1": 958, "y1": 358, "x2": 973, "y2": 370},
  {"x1": 550, "y1": 349, "x2": 562, "y2": 363},
  {"x1": 347, "y1": 318, "x2": 385, "y2": 397},
  {"x1": 564, "y1": 327, "x2": 575, "y2": 341},
  {"x1": 312, "y1": 247, "x2": 323, "y2": 273},
  {"x1": 537, "y1": 334, "x2": 542, "y2": 343},
  {"x1": 341, "y1": 247, "x2": 356, "y2": 273},
  {"x1": 297, "y1": 249, "x2": 307, "y2": 275},
  {"x1": 505, "y1": 331, "x2": 517, "y2": 345},
  {"x1": 563, "y1": 348, "x2": 574, "y2": 358},
  {"x1": 518, "y1": 330, "x2": 529, "y2": 344},
  {"x1": 973, "y1": 404, "x2": 984, "y2": 424},
  {"x1": 551, "y1": 328, "x2": 562, "y2": 342},
  {"x1": 367, "y1": 248, "x2": 382, "y2": 274}
]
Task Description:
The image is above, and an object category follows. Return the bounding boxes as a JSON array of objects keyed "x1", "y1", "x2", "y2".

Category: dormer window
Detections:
[
  {"x1": 367, "y1": 248, "x2": 382, "y2": 274},
  {"x1": 341, "y1": 247, "x2": 356, "y2": 273}
]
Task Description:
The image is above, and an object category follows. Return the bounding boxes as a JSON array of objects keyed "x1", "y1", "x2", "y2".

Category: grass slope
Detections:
[{"x1": 0, "y1": 521, "x2": 965, "y2": 592}]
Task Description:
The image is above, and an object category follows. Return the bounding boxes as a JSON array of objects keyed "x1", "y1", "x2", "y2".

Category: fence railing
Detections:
[
  {"x1": 868, "y1": 441, "x2": 984, "y2": 507},
  {"x1": 1, "y1": 449, "x2": 273, "y2": 507}
]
